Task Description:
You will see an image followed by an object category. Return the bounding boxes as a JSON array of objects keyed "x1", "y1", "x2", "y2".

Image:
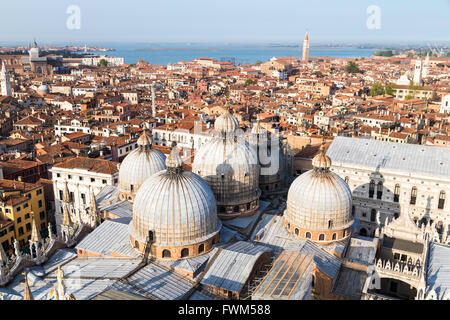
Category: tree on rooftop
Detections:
[
  {"x1": 98, "y1": 59, "x2": 108, "y2": 67},
  {"x1": 385, "y1": 83, "x2": 394, "y2": 96},
  {"x1": 245, "y1": 78, "x2": 254, "y2": 85},
  {"x1": 312, "y1": 71, "x2": 324, "y2": 78},
  {"x1": 369, "y1": 82, "x2": 385, "y2": 96},
  {"x1": 345, "y1": 61, "x2": 361, "y2": 74}
]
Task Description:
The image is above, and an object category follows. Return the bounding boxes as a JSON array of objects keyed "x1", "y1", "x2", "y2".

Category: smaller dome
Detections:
[
  {"x1": 118, "y1": 131, "x2": 166, "y2": 200},
  {"x1": 215, "y1": 106, "x2": 239, "y2": 135},
  {"x1": 37, "y1": 85, "x2": 49, "y2": 94}
]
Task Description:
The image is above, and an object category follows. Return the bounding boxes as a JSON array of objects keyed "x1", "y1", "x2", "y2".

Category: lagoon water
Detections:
[{"x1": 90, "y1": 43, "x2": 377, "y2": 65}]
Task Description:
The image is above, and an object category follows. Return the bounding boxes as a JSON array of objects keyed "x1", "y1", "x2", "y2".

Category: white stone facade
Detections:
[
  {"x1": 50, "y1": 166, "x2": 118, "y2": 236},
  {"x1": 327, "y1": 137, "x2": 450, "y2": 239}
]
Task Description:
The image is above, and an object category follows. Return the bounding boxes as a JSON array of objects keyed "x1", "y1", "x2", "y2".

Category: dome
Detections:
[
  {"x1": 284, "y1": 143, "x2": 353, "y2": 243},
  {"x1": 214, "y1": 106, "x2": 239, "y2": 136},
  {"x1": 118, "y1": 132, "x2": 166, "y2": 201},
  {"x1": 193, "y1": 113, "x2": 261, "y2": 219},
  {"x1": 131, "y1": 146, "x2": 221, "y2": 259},
  {"x1": 37, "y1": 85, "x2": 49, "y2": 94}
]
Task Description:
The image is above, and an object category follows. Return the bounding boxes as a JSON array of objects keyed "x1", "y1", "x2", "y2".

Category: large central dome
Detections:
[
  {"x1": 192, "y1": 106, "x2": 261, "y2": 219},
  {"x1": 130, "y1": 145, "x2": 221, "y2": 260},
  {"x1": 284, "y1": 143, "x2": 353, "y2": 243},
  {"x1": 118, "y1": 131, "x2": 166, "y2": 201}
]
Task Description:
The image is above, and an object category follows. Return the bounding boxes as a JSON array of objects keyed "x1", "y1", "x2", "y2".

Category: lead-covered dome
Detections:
[
  {"x1": 284, "y1": 143, "x2": 353, "y2": 243},
  {"x1": 193, "y1": 109, "x2": 261, "y2": 220},
  {"x1": 118, "y1": 131, "x2": 166, "y2": 201},
  {"x1": 130, "y1": 145, "x2": 221, "y2": 259}
]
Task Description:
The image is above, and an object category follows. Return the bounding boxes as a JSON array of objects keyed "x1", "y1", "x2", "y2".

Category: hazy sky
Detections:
[{"x1": 0, "y1": 0, "x2": 449, "y2": 45}]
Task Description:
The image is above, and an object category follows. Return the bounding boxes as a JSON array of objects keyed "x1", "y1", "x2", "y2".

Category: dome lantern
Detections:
[
  {"x1": 214, "y1": 105, "x2": 239, "y2": 138},
  {"x1": 311, "y1": 142, "x2": 332, "y2": 172},
  {"x1": 166, "y1": 142, "x2": 183, "y2": 174}
]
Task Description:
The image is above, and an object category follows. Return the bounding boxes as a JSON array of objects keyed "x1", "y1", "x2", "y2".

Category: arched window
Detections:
[
  {"x1": 234, "y1": 206, "x2": 239, "y2": 213},
  {"x1": 360, "y1": 228, "x2": 367, "y2": 237},
  {"x1": 369, "y1": 180, "x2": 375, "y2": 198},
  {"x1": 328, "y1": 220, "x2": 333, "y2": 229},
  {"x1": 438, "y1": 191, "x2": 446, "y2": 210},
  {"x1": 198, "y1": 244, "x2": 204, "y2": 254},
  {"x1": 181, "y1": 248, "x2": 189, "y2": 258},
  {"x1": 377, "y1": 181, "x2": 383, "y2": 199},
  {"x1": 134, "y1": 241, "x2": 139, "y2": 249},
  {"x1": 370, "y1": 209, "x2": 376, "y2": 222},
  {"x1": 344, "y1": 176, "x2": 349, "y2": 184},
  {"x1": 332, "y1": 233, "x2": 337, "y2": 240},
  {"x1": 162, "y1": 249, "x2": 171, "y2": 258},
  {"x1": 319, "y1": 234, "x2": 325, "y2": 241},
  {"x1": 352, "y1": 206, "x2": 355, "y2": 216},
  {"x1": 305, "y1": 232, "x2": 311, "y2": 239},
  {"x1": 311, "y1": 275, "x2": 315, "y2": 288},
  {"x1": 410, "y1": 187, "x2": 417, "y2": 205},
  {"x1": 394, "y1": 184, "x2": 400, "y2": 202},
  {"x1": 394, "y1": 212, "x2": 399, "y2": 219},
  {"x1": 295, "y1": 228, "x2": 299, "y2": 236}
]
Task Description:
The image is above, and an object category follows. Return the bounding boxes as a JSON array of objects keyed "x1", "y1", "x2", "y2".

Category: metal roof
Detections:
[
  {"x1": 327, "y1": 136, "x2": 450, "y2": 179},
  {"x1": 252, "y1": 251, "x2": 314, "y2": 300},
  {"x1": 114, "y1": 262, "x2": 195, "y2": 300},
  {"x1": 382, "y1": 237, "x2": 424, "y2": 254},
  {"x1": 46, "y1": 257, "x2": 141, "y2": 280},
  {"x1": 32, "y1": 248, "x2": 78, "y2": 277},
  {"x1": 201, "y1": 241, "x2": 272, "y2": 293},
  {"x1": 76, "y1": 217, "x2": 139, "y2": 258},
  {"x1": 426, "y1": 243, "x2": 450, "y2": 297},
  {"x1": 100, "y1": 200, "x2": 133, "y2": 218},
  {"x1": 332, "y1": 267, "x2": 367, "y2": 300},
  {"x1": 91, "y1": 289, "x2": 149, "y2": 300}
]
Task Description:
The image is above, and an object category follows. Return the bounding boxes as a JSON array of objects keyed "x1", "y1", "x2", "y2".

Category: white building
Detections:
[
  {"x1": 440, "y1": 94, "x2": 450, "y2": 114},
  {"x1": 55, "y1": 119, "x2": 91, "y2": 136},
  {"x1": 152, "y1": 124, "x2": 214, "y2": 150},
  {"x1": 50, "y1": 157, "x2": 119, "y2": 236},
  {"x1": 327, "y1": 137, "x2": 450, "y2": 239},
  {"x1": 82, "y1": 55, "x2": 125, "y2": 67}
]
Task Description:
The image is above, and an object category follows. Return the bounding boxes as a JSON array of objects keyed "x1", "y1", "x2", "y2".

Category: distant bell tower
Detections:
[
  {"x1": 413, "y1": 58, "x2": 423, "y2": 86},
  {"x1": 0, "y1": 61, "x2": 12, "y2": 97},
  {"x1": 302, "y1": 32, "x2": 310, "y2": 62}
]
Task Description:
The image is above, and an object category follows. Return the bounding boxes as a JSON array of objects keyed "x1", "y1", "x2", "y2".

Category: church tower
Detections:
[
  {"x1": 302, "y1": 32, "x2": 310, "y2": 62},
  {"x1": 0, "y1": 61, "x2": 12, "y2": 97},
  {"x1": 413, "y1": 58, "x2": 424, "y2": 86}
]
